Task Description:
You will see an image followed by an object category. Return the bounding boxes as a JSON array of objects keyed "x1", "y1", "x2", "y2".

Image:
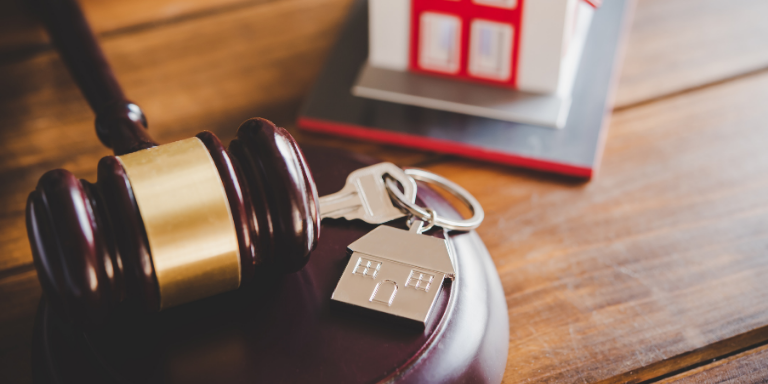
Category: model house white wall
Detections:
[{"x1": 369, "y1": 0, "x2": 411, "y2": 71}]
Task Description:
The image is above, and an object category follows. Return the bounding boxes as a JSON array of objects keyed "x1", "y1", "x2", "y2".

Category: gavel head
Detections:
[{"x1": 26, "y1": 118, "x2": 320, "y2": 327}]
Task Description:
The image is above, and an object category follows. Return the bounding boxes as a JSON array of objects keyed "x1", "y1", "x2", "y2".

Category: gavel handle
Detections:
[{"x1": 31, "y1": 0, "x2": 157, "y2": 155}]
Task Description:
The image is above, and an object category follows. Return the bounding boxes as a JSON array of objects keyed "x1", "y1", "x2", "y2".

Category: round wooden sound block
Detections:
[{"x1": 31, "y1": 147, "x2": 509, "y2": 384}]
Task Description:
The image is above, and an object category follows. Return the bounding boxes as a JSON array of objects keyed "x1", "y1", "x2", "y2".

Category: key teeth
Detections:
[{"x1": 318, "y1": 184, "x2": 360, "y2": 221}]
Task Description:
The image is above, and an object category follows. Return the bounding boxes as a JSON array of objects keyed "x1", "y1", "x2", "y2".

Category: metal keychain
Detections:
[
  {"x1": 385, "y1": 168, "x2": 484, "y2": 232},
  {"x1": 318, "y1": 162, "x2": 417, "y2": 224},
  {"x1": 330, "y1": 168, "x2": 484, "y2": 328}
]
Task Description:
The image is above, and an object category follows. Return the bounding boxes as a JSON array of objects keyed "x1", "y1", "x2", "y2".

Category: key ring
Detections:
[
  {"x1": 386, "y1": 168, "x2": 484, "y2": 231},
  {"x1": 407, "y1": 207, "x2": 437, "y2": 234}
]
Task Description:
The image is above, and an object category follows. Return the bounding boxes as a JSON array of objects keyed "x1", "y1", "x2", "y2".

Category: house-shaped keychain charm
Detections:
[{"x1": 331, "y1": 225, "x2": 456, "y2": 328}]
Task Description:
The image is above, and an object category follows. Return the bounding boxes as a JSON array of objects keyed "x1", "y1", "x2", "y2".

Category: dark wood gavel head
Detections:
[{"x1": 26, "y1": 116, "x2": 320, "y2": 327}]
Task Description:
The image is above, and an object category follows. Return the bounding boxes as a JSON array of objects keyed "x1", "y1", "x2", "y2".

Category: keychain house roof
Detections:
[
  {"x1": 331, "y1": 225, "x2": 456, "y2": 327},
  {"x1": 368, "y1": 0, "x2": 601, "y2": 95}
]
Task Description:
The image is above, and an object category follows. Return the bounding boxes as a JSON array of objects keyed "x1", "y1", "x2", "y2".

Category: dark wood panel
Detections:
[
  {"x1": 660, "y1": 344, "x2": 768, "y2": 384},
  {"x1": 616, "y1": 0, "x2": 768, "y2": 108},
  {"x1": 421, "y1": 69, "x2": 768, "y2": 383}
]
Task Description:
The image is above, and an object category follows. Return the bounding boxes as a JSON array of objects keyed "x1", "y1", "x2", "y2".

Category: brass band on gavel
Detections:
[{"x1": 118, "y1": 137, "x2": 241, "y2": 309}]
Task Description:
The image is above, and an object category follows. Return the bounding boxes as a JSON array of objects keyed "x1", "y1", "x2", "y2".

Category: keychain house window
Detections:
[
  {"x1": 353, "y1": 258, "x2": 382, "y2": 278},
  {"x1": 406, "y1": 270, "x2": 436, "y2": 292}
]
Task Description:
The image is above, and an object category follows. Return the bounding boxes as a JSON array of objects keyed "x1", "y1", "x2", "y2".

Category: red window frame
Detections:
[{"x1": 410, "y1": 0, "x2": 524, "y2": 89}]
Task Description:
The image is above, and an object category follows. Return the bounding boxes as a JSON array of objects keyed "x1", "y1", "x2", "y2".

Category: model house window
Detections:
[
  {"x1": 418, "y1": 12, "x2": 462, "y2": 74},
  {"x1": 468, "y1": 20, "x2": 513, "y2": 81},
  {"x1": 472, "y1": 0, "x2": 517, "y2": 10}
]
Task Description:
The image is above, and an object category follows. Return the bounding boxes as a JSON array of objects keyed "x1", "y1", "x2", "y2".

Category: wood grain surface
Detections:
[
  {"x1": 659, "y1": 344, "x2": 768, "y2": 384},
  {"x1": 2, "y1": 0, "x2": 768, "y2": 383},
  {"x1": 0, "y1": 0, "x2": 268, "y2": 58},
  {"x1": 615, "y1": 0, "x2": 768, "y2": 108},
  {"x1": 423, "y1": 69, "x2": 768, "y2": 383}
]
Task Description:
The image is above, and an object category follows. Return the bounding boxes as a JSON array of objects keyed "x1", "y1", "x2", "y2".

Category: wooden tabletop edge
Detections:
[{"x1": 595, "y1": 326, "x2": 768, "y2": 384}]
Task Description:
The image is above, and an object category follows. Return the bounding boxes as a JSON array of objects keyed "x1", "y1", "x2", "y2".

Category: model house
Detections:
[{"x1": 368, "y1": 0, "x2": 601, "y2": 94}]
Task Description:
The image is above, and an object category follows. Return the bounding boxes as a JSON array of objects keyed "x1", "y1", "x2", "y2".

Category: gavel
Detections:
[{"x1": 26, "y1": 0, "x2": 319, "y2": 326}]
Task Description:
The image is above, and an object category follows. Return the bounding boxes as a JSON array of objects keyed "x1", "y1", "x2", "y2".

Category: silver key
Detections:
[{"x1": 319, "y1": 163, "x2": 416, "y2": 224}]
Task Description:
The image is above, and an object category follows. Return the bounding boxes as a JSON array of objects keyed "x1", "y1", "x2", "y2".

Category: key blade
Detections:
[
  {"x1": 318, "y1": 163, "x2": 416, "y2": 224},
  {"x1": 319, "y1": 185, "x2": 360, "y2": 220}
]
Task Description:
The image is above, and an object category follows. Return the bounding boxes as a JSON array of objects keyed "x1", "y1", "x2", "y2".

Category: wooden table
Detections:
[{"x1": 3, "y1": 0, "x2": 768, "y2": 382}]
